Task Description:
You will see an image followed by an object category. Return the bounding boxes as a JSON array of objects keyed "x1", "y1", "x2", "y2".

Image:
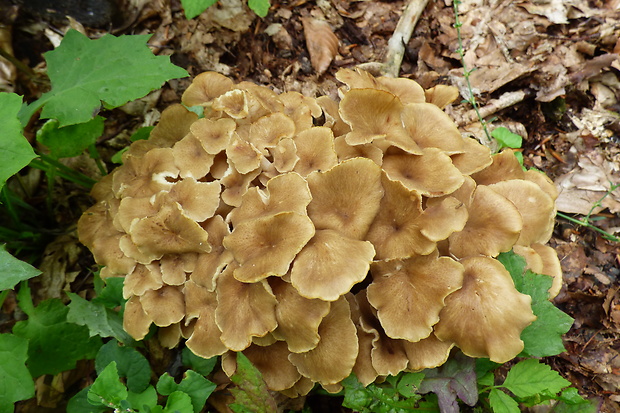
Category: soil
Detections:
[{"x1": 2, "y1": 0, "x2": 620, "y2": 411}]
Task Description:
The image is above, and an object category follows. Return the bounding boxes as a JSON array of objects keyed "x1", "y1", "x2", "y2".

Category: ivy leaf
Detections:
[
  {"x1": 162, "y1": 391, "x2": 194, "y2": 413},
  {"x1": 396, "y1": 372, "x2": 425, "y2": 398},
  {"x1": 229, "y1": 352, "x2": 277, "y2": 413},
  {"x1": 66, "y1": 387, "x2": 109, "y2": 413},
  {"x1": 0, "y1": 93, "x2": 36, "y2": 193},
  {"x1": 88, "y1": 362, "x2": 128, "y2": 407},
  {"x1": 489, "y1": 388, "x2": 520, "y2": 413},
  {"x1": 67, "y1": 293, "x2": 133, "y2": 344},
  {"x1": 0, "y1": 334, "x2": 34, "y2": 413},
  {"x1": 498, "y1": 251, "x2": 574, "y2": 357},
  {"x1": 12, "y1": 297, "x2": 102, "y2": 377},
  {"x1": 156, "y1": 370, "x2": 215, "y2": 413},
  {"x1": 501, "y1": 359, "x2": 571, "y2": 399},
  {"x1": 181, "y1": 347, "x2": 218, "y2": 376},
  {"x1": 248, "y1": 0, "x2": 271, "y2": 17},
  {"x1": 492, "y1": 127, "x2": 522, "y2": 149},
  {"x1": 418, "y1": 352, "x2": 478, "y2": 413},
  {"x1": 0, "y1": 244, "x2": 41, "y2": 291},
  {"x1": 180, "y1": 0, "x2": 217, "y2": 19},
  {"x1": 126, "y1": 385, "x2": 158, "y2": 411},
  {"x1": 95, "y1": 340, "x2": 151, "y2": 393},
  {"x1": 92, "y1": 276, "x2": 125, "y2": 309},
  {"x1": 36, "y1": 117, "x2": 104, "y2": 158},
  {"x1": 21, "y1": 29, "x2": 187, "y2": 127}
]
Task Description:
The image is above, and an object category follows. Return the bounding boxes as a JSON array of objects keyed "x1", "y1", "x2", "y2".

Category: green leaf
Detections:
[
  {"x1": 0, "y1": 244, "x2": 41, "y2": 291},
  {"x1": 24, "y1": 29, "x2": 188, "y2": 127},
  {"x1": 501, "y1": 359, "x2": 570, "y2": 399},
  {"x1": 36, "y1": 117, "x2": 104, "y2": 158},
  {"x1": 557, "y1": 387, "x2": 589, "y2": 405},
  {"x1": 12, "y1": 298, "x2": 102, "y2": 377},
  {"x1": 342, "y1": 374, "x2": 375, "y2": 412},
  {"x1": 0, "y1": 93, "x2": 36, "y2": 193},
  {"x1": 66, "y1": 387, "x2": 109, "y2": 413},
  {"x1": 95, "y1": 340, "x2": 151, "y2": 393},
  {"x1": 92, "y1": 276, "x2": 125, "y2": 309},
  {"x1": 126, "y1": 385, "x2": 158, "y2": 410},
  {"x1": 248, "y1": 0, "x2": 271, "y2": 17},
  {"x1": 88, "y1": 361, "x2": 128, "y2": 407},
  {"x1": 180, "y1": 0, "x2": 218, "y2": 19},
  {"x1": 67, "y1": 292, "x2": 133, "y2": 344},
  {"x1": 492, "y1": 127, "x2": 522, "y2": 149},
  {"x1": 181, "y1": 347, "x2": 218, "y2": 376},
  {"x1": 229, "y1": 352, "x2": 277, "y2": 413},
  {"x1": 489, "y1": 389, "x2": 520, "y2": 413},
  {"x1": 0, "y1": 334, "x2": 34, "y2": 412},
  {"x1": 157, "y1": 370, "x2": 216, "y2": 413},
  {"x1": 163, "y1": 391, "x2": 194, "y2": 413},
  {"x1": 396, "y1": 371, "x2": 425, "y2": 398},
  {"x1": 498, "y1": 251, "x2": 574, "y2": 357}
]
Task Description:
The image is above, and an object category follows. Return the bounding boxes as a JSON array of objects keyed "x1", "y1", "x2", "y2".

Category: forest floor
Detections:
[{"x1": 2, "y1": 0, "x2": 620, "y2": 411}]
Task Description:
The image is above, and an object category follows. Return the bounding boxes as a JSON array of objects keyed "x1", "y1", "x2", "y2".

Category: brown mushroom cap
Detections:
[
  {"x1": 184, "y1": 279, "x2": 227, "y2": 358},
  {"x1": 418, "y1": 196, "x2": 468, "y2": 242},
  {"x1": 288, "y1": 296, "x2": 358, "y2": 385},
  {"x1": 471, "y1": 149, "x2": 524, "y2": 185},
  {"x1": 225, "y1": 135, "x2": 262, "y2": 174},
  {"x1": 487, "y1": 180, "x2": 555, "y2": 245},
  {"x1": 339, "y1": 88, "x2": 414, "y2": 148},
  {"x1": 181, "y1": 71, "x2": 234, "y2": 107},
  {"x1": 190, "y1": 216, "x2": 233, "y2": 291},
  {"x1": 279, "y1": 91, "x2": 322, "y2": 133},
  {"x1": 335, "y1": 68, "x2": 426, "y2": 105},
  {"x1": 243, "y1": 342, "x2": 302, "y2": 391},
  {"x1": 450, "y1": 137, "x2": 493, "y2": 175},
  {"x1": 424, "y1": 85, "x2": 460, "y2": 109},
  {"x1": 123, "y1": 263, "x2": 163, "y2": 299},
  {"x1": 356, "y1": 291, "x2": 409, "y2": 377},
  {"x1": 220, "y1": 164, "x2": 261, "y2": 207},
  {"x1": 140, "y1": 285, "x2": 185, "y2": 327},
  {"x1": 402, "y1": 333, "x2": 454, "y2": 372},
  {"x1": 146, "y1": 104, "x2": 199, "y2": 149},
  {"x1": 365, "y1": 175, "x2": 435, "y2": 259},
  {"x1": 129, "y1": 201, "x2": 210, "y2": 261},
  {"x1": 382, "y1": 148, "x2": 464, "y2": 197},
  {"x1": 271, "y1": 138, "x2": 299, "y2": 173},
  {"x1": 113, "y1": 148, "x2": 180, "y2": 199},
  {"x1": 292, "y1": 127, "x2": 339, "y2": 176},
  {"x1": 172, "y1": 134, "x2": 214, "y2": 179},
  {"x1": 270, "y1": 277, "x2": 330, "y2": 353},
  {"x1": 333, "y1": 135, "x2": 384, "y2": 165},
  {"x1": 166, "y1": 178, "x2": 221, "y2": 222},
  {"x1": 223, "y1": 212, "x2": 315, "y2": 283},
  {"x1": 228, "y1": 172, "x2": 312, "y2": 227},
  {"x1": 434, "y1": 256, "x2": 536, "y2": 363},
  {"x1": 401, "y1": 103, "x2": 465, "y2": 155},
  {"x1": 215, "y1": 265, "x2": 278, "y2": 351},
  {"x1": 291, "y1": 229, "x2": 375, "y2": 301},
  {"x1": 190, "y1": 117, "x2": 237, "y2": 155},
  {"x1": 307, "y1": 157, "x2": 383, "y2": 240},
  {"x1": 316, "y1": 96, "x2": 350, "y2": 137},
  {"x1": 449, "y1": 185, "x2": 523, "y2": 258},
  {"x1": 247, "y1": 112, "x2": 296, "y2": 155},
  {"x1": 123, "y1": 295, "x2": 152, "y2": 340},
  {"x1": 367, "y1": 253, "x2": 464, "y2": 342}
]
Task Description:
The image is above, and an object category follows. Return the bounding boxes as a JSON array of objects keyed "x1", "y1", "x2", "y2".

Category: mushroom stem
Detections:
[{"x1": 382, "y1": 0, "x2": 430, "y2": 77}]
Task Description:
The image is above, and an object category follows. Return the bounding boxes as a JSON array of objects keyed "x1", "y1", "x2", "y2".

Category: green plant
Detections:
[
  {"x1": 0, "y1": 29, "x2": 187, "y2": 411},
  {"x1": 556, "y1": 183, "x2": 620, "y2": 242},
  {"x1": 339, "y1": 251, "x2": 593, "y2": 413},
  {"x1": 180, "y1": 0, "x2": 271, "y2": 19}
]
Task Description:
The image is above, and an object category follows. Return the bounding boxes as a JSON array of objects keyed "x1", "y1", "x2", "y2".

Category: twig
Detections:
[
  {"x1": 455, "y1": 90, "x2": 530, "y2": 126},
  {"x1": 382, "y1": 0, "x2": 430, "y2": 77}
]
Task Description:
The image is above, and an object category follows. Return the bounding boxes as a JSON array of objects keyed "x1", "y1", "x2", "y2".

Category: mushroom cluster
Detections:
[{"x1": 78, "y1": 68, "x2": 561, "y2": 394}]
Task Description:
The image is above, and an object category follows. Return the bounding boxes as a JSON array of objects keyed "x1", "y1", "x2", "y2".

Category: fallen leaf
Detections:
[{"x1": 302, "y1": 17, "x2": 339, "y2": 75}]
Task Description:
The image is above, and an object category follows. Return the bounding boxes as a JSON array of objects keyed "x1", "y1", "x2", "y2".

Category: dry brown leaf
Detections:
[{"x1": 302, "y1": 17, "x2": 339, "y2": 75}]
